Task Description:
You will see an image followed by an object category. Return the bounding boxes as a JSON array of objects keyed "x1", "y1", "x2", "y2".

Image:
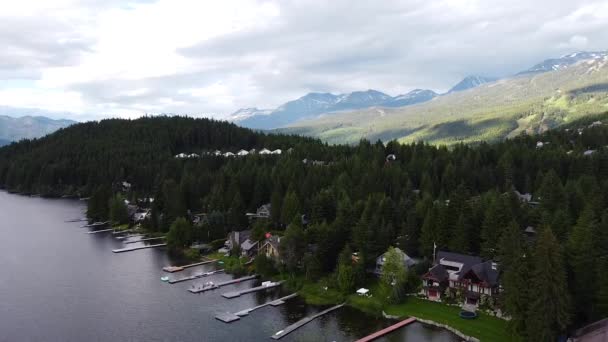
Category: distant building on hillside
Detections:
[{"x1": 259, "y1": 236, "x2": 281, "y2": 261}]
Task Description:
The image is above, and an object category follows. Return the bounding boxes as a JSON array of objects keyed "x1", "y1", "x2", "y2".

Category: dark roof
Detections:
[
  {"x1": 470, "y1": 261, "x2": 499, "y2": 286},
  {"x1": 424, "y1": 264, "x2": 448, "y2": 282},
  {"x1": 436, "y1": 251, "x2": 482, "y2": 268},
  {"x1": 262, "y1": 235, "x2": 280, "y2": 251},
  {"x1": 229, "y1": 230, "x2": 251, "y2": 245}
]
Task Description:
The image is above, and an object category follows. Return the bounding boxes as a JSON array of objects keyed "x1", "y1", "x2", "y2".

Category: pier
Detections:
[
  {"x1": 112, "y1": 228, "x2": 140, "y2": 235},
  {"x1": 221, "y1": 280, "x2": 284, "y2": 299},
  {"x1": 215, "y1": 293, "x2": 297, "y2": 323},
  {"x1": 87, "y1": 228, "x2": 114, "y2": 234},
  {"x1": 162, "y1": 259, "x2": 216, "y2": 273},
  {"x1": 167, "y1": 269, "x2": 225, "y2": 284},
  {"x1": 112, "y1": 243, "x2": 167, "y2": 253},
  {"x1": 354, "y1": 317, "x2": 417, "y2": 342},
  {"x1": 123, "y1": 236, "x2": 165, "y2": 244},
  {"x1": 187, "y1": 275, "x2": 258, "y2": 294},
  {"x1": 271, "y1": 303, "x2": 344, "y2": 340}
]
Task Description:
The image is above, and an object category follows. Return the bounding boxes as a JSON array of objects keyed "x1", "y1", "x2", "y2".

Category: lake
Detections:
[{"x1": 0, "y1": 191, "x2": 458, "y2": 341}]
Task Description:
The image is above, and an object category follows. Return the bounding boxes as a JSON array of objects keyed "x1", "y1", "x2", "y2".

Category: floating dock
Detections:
[
  {"x1": 188, "y1": 275, "x2": 258, "y2": 294},
  {"x1": 112, "y1": 228, "x2": 140, "y2": 235},
  {"x1": 354, "y1": 317, "x2": 417, "y2": 342},
  {"x1": 215, "y1": 293, "x2": 297, "y2": 323},
  {"x1": 168, "y1": 269, "x2": 225, "y2": 284},
  {"x1": 112, "y1": 243, "x2": 167, "y2": 253},
  {"x1": 123, "y1": 236, "x2": 165, "y2": 244},
  {"x1": 87, "y1": 228, "x2": 114, "y2": 234},
  {"x1": 221, "y1": 280, "x2": 284, "y2": 299},
  {"x1": 271, "y1": 303, "x2": 344, "y2": 340},
  {"x1": 162, "y1": 259, "x2": 216, "y2": 273}
]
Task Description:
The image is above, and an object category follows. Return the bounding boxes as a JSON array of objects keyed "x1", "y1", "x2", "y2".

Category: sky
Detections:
[{"x1": 0, "y1": 0, "x2": 607, "y2": 121}]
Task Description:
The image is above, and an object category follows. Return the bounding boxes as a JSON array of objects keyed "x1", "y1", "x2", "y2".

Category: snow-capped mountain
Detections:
[
  {"x1": 226, "y1": 107, "x2": 272, "y2": 121},
  {"x1": 234, "y1": 90, "x2": 405, "y2": 129},
  {"x1": 383, "y1": 89, "x2": 438, "y2": 107},
  {"x1": 448, "y1": 75, "x2": 496, "y2": 93},
  {"x1": 519, "y1": 51, "x2": 608, "y2": 74}
]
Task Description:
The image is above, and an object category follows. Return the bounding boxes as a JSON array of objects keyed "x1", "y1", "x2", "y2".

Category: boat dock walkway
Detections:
[
  {"x1": 123, "y1": 236, "x2": 165, "y2": 244},
  {"x1": 87, "y1": 228, "x2": 114, "y2": 234},
  {"x1": 187, "y1": 275, "x2": 258, "y2": 294},
  {"x1": 163, "y1": 259, "x2": 216, "y2": 273},
  {"x1": 112, "y1": 228, "x2": 140, "y2": 235},
  {"x1": 168, "y1": 269, "x2": 225, "y2": 284},
  {"x1": 81, "y1": 221, "x2": 109, "y2": 228},
  {"x1": 221, "y1": 280, "x2": 284, "y2": 299},
  {"x1": 271, "y1": 303, "x2": 345, "y2": 340},
  {"x1": 215, "y1": 293, "x2": 298, "y2": 323},
  {"x1": 354, "y1": 317, "x2": 417, "y2": 342},
  {"x1": 112, "y1": 243, "x2": 167, "y2": 253}
]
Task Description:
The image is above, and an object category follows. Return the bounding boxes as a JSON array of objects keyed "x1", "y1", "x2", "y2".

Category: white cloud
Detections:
[{"x1": 0, "y1": 0, "x2": 606, "y2": 121}]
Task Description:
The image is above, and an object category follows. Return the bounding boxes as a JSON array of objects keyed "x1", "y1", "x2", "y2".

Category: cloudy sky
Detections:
[{"x1": 1, "y1": 0, "x2": 607, "y2": 121}]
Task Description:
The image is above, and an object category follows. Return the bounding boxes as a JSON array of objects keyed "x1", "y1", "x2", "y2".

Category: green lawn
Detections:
[{"x1": 385, "y1": 297, "x2": 519, "y2": 342}]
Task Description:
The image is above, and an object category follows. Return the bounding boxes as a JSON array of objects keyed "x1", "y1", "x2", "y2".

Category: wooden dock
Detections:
[
  {"x1": 87, "y1": 228, "x2": 114, "y2": 234},
  {"x1": 354, "y1": 317, "x2": 417, "y2": 342},
  {"x1": 168, "y1": 269, "x2": 224, "y2": 284},
  {"x1": 187, "y1": 275, "x2": 258, "y2": 294},
  {"x1": 221, "y1": 280, "x2": 284, "y2": 299},
  {"x1": 81, "y1": 221, "x2": 109, "y2": 228},
  {"x1": 112, "y1": 243, "x2": 167, "y2": 253},
  {"x1": 123, "y1": 236, "x2": 165, "y2": 244},
  {"x1": 162, "y1": 259, "x2": 216, "y2": 273},
  {"x1": 215, "y1": 293, "x2": 297, "y2": 323},
  {"x1": 271, "y1": 303, "x2": 344, "y2": 339}
]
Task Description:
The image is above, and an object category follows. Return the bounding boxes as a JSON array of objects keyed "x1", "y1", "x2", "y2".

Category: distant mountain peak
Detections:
[
  {"x1": 227, "y1": 107, "x2": 272, "y2": 121},
  {"x1": 448, "y1": 75, "x2": 496, "y2": 93}
]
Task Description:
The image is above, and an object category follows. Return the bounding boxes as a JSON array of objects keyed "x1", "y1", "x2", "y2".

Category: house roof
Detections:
[
  {"x1": 261, "y1": 235, "x2": 280, "y2": 251},
  {"x1": 436, "y1": 251, "x2": 482, "y2": 268},
  {"x1": 469, "y1": 261, "x2": 500, "y2": 286},
  {"x1": 229, "y1": 230, "x2": 251, "y2": 245},
  {"x1": 424, "y1": 264, "x2": 448, "y2": 282},
  {"x1": 241, "y1": 239, "x2": 258, "y2": 251},
  {"x1": 376, "y1": 248, "x2": 416, "y2": 268}
]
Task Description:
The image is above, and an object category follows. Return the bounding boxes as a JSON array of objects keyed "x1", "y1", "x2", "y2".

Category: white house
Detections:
[
  {"x1": 259, "y1": 148, "x2": 272, "y2": 155},
  {"x1": 271, "y1": 149, "x2": 282, "y2": 155},
  {"x1": 237, "y1": 149, "x2": 249, "y2": 156},
  {"x1": 224, "y1": 152, "x2": 235, "y2": 157}
]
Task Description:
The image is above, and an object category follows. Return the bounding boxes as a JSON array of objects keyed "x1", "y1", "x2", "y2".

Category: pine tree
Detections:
[
  {"x1": 594, "y1": 257, "x2": 608, "y2": 319},
  {"x1": 527, "y1": 226, "x2": 570, "y2": 341},
  {"x1": 337, "y1": 245, "x2": 355, "y2": 293},
  {"x1": 280, "y1": 191, "x2": 300, "y2": 225},
  {"x1": 498, "y1": 221, "x2": 528, "y2": 339},
  {"x1": 108, "y1": 194, "x2": 129, "y2": 224},
  {"x1": 566, "y1": 207, "x2": 596, "y2": 323}
]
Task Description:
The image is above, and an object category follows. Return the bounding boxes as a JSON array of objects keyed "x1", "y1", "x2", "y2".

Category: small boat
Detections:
[{"x1": 160, "y1": 276, "x2": 170, "y2": 282}]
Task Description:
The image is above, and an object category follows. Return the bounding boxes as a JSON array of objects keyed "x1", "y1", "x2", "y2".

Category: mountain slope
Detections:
[
  {"x1": 448, "y1": 75, "x2": 496, "y2": 93},
  {"x1": 283, "y1": 55, "x2": 608, "y2": 145},
  {"x1": 519, "y1": 51, "x2": 608, "y2": 74},
  {"x1": 0, "y1": 114, "x2": 76, "y2": 142}
]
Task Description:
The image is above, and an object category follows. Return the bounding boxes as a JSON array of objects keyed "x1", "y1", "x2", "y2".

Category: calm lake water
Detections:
[{"x1": 0, "y1": 191, "x2": 459, "y2": 342}]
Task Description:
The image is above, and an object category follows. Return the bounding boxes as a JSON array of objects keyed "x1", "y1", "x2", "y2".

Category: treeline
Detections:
[{"x1": 1, "y1": 114, "x2": 608, "y2": 339}]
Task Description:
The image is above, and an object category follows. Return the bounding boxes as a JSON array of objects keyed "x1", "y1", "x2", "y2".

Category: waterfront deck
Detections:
[
  {"x1": 187, "y1": 275, "x2": 258, "y2": 294},
  {"x1": 215, "y1": 293, "x2": 298, "y2": 323},
  {"x1": 112, "y1": 243, "x2": 167, "y2": 253},
  {"x1": 221, "y1": 280, "x2": 284, "y2": 299},
  {"x1": 355, "y1": 317, "x2": 417, "y2": 342},
  {"x1": 271, "y1": 303, "x2": 344, "y2": 340},
  {"x1": 123, "y1": 236, "x2": 165, "y2": 244},
  {"x1": 81, "y1": 221, "x2": 109, "y2": 228},
  {"x1": 162, "y1": 259, "x2": 216, "y2": 273},
  {"x1": 167, "y1": 269, "x2": 225, "y2": 284}
]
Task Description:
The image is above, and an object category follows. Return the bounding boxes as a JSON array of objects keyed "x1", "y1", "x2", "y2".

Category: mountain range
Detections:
[
  {"x1": 283, "y1": 51, "x2": 608, "y2": 145},
  {"x1": 227, "y1": 52, "x2": 608, "y2": 135},
  {"x1": 0, "y1": 112, "x2": 76, "y2": 143}
]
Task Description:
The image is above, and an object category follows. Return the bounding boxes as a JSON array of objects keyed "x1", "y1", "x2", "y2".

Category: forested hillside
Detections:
[{"x1": 1, "y1": 115, "x2": 608, "y2": 339}]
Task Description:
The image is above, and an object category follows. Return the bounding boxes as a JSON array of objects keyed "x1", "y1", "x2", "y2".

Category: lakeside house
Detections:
[
  {"x1": 374, "y1": 247, "x2": 416, "y2": 275},
  {"x1": 422, "y1": 251, "x2": 499, "y2": 306},
  {"x1": 225, "y1": 230, "x2": 259, "y2": 258},
  {"x1": 259, "y1": 235, "x2": 281, "y2": 261}
]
